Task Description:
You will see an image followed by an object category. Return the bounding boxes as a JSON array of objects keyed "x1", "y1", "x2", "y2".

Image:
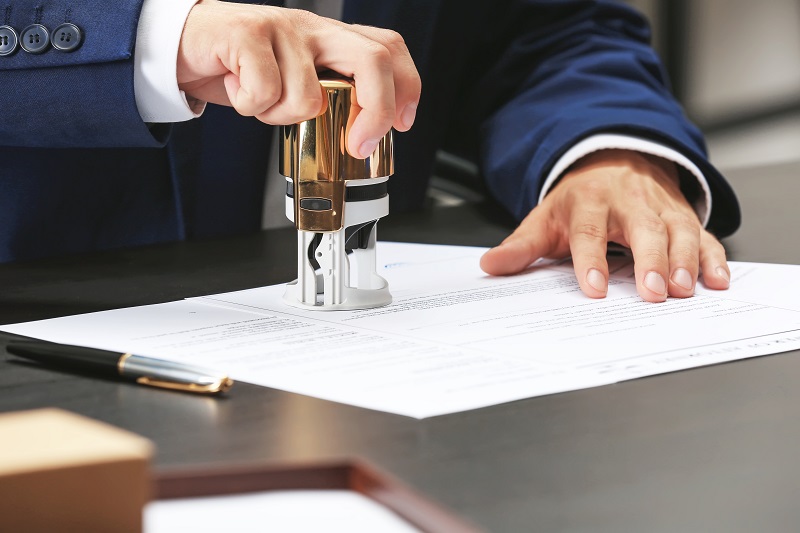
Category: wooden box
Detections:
[{"x1": 0, "y1": 408, "x2": 153, "y2": 533}]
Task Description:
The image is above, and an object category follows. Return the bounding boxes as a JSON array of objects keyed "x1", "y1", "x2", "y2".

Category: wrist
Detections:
[{"x1": 569, "y1": 149, "x2": 678, "y2": 182}]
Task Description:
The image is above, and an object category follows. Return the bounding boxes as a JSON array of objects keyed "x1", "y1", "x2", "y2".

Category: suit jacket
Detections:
[{"x1": 0, "y1": 0, "x2": 740, "y2": 263}]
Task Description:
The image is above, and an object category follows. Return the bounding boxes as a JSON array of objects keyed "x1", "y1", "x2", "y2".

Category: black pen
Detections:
[{"x1": 6, "y1": 340, "x2": 233, "y2": 395}]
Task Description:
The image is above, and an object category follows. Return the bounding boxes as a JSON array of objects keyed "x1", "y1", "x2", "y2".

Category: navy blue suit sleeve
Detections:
[
  {"x1": 0, "y1": 0, "x2": 166, "y2": 148},
  {"x1": 477, "y1": 0, "x2": 740, "y2": 237}
]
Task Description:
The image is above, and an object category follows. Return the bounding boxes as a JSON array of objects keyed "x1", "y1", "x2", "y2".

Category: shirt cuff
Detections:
[
  {"x1": 539, "y1": 134, "x2": 712, "y2": 228},
  {"x1": 134, "y1": 0, "x2": 206, "y2": 123}
]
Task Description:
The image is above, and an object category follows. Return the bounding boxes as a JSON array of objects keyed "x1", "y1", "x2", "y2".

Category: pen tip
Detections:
[{"x1": 218, "y1": 377, "x2": 235, "y2": 394}]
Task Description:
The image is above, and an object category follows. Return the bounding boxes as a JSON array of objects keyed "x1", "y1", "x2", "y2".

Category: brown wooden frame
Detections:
[{"x1": 153, "y1": 459, "x2": 483, "y2": 533}]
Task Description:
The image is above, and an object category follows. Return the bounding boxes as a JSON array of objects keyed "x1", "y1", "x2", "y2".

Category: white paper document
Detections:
[
  {"x1": 145, "y1": 490, "x2": 420, "y2": 533},
  {"x1": 4, "y1": 242, "x2": 800, "y2": 418}
]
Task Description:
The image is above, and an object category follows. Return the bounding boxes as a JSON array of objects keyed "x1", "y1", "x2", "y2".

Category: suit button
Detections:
[
  {"x1": 0, "y1": 25, "x2": 18, "y2": 56},
  {"x1": 20, "y1": 24, "x2": 49, "y2": 54},
  {"x1": 52, "y1": 23, "x2": 82, "y2": 52}
]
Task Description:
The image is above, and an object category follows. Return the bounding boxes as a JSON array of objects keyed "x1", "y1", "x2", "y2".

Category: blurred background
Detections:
[
  {"x1": 429, "y1": 0, "x2": 800, "y2": 209},
  {"x1": 626, "y1": 0, "x2": 800, "y2": 173}
]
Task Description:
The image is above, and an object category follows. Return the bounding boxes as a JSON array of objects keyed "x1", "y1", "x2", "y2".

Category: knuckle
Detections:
[
  {"x1": 380, "y1": 29, "x2": 407, "y2": 50},
  {"x1": 251, "y1": 85, "x2": 283, "y2": 110},
  {"x1": 581, "y1": 179, "x2": 609, "y2": 197},
  {"x1": 256, "y1": 109, "x2": 287, "y2": 125},
  {"x1": 573, "y1": 222, "x2": 607, "y2": 241},
  {"x1": 292, "y1": 97, "x2": 323, "y2": 120},
  {"x1": 671, "y1": 245, "x2": 699, "y2": 264},
  {"x1": 635, "y1": 213, "x2": 668, "y2": 235},
  {"x1": 564, "y1": 178, "x2": 606, "y2": 203},
  {"x1": 233, "y1": 106, "x2": 257, "y2": 118},
  {"x1": 248, "y1": 10, "x2": 285, "y2": 35},
  {"x1": 269, "y1": 89, "x2": 322, "y2": 123},
  {"x1": 642, "y1": 248, "x2": 669, "y2": 265},
  {"x1": 664, "y1": 211, "x2": 700, "y2": 232},
  {"x1": 624, "y1": 186, "x2": 649, "y2": 203},
  {"x1": 235, "y1": 89, "x2": 278, "y2": 117},
  {"x1": 274, "y1": 105, "x2": 317, "y2": 124},
  {"x1": 373, "y1": 106, "x2": 397, "y2": 126},
  {"x1": 360, "y1": 102, "x2": 396, "y2": 128},
  {"x1": 361, "y1": 41, "x2": 393, "y2": 65},
  {"x1": 400, "y1": 71, "x2": 422, "y2": 100},
  {"x1": 291, "y1": 9, "x2": 318, "y2": 28},
  {"x1": 271, "y1": 81, "x2": 323, "y2": 122}
]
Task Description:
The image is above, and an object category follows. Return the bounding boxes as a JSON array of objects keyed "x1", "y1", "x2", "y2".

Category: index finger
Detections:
[
  {"x1": 480, "y1": 206, "x2": 562, "y2": 276},
  {"x1": 314, "y1": 28, "x2": 417, "y2": 158},
  {"x1": 345, "y1": 25, "x2": 421, "y2": 132}
]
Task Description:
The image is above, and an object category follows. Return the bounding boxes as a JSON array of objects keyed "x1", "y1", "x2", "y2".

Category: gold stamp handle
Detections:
[{"x1": 280, "y1": 79, "x2": 394, "y2": 232}]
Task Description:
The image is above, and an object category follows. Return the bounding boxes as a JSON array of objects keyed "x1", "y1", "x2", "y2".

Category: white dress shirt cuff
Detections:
[
  {"x1": 134, "y1": 0, "x2": 205, "y2": 123},
  {"x1": 539, "y1": 134, "x2": 712, "y2": 228}
]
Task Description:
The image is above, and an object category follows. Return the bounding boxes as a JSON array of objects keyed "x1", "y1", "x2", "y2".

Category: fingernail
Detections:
[
  {"x1": 358, "y1": 139, "x2": 380, "y2": 158},
  {"x1": 644, "y1": 271, "x2": 667, "y2": 296},
  {"x1": 401, "y1": 103, "x2": 418, "y2": 129},
  {"x1": 586, "y1": 268, "x2": 607, "y2": 293},
  {"x1": 715, "y1": 266, "x2": 730, "y2": 284},
  {"x1": 670, "y1": 268, "x2": 694, "y2": 291}
]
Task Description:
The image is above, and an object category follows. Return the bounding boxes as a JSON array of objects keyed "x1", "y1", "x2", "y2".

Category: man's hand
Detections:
[
  {"x1": 480, "y1": 150, "x2": 731, "y2": 302},
  {"x1": 177, "y1": 0, "x2": 421, "y2": 159}
]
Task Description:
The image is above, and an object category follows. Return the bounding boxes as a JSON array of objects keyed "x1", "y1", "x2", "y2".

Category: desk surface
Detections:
[{"x1": 1, "y1": 162, "x2": 798, "y2": 533}]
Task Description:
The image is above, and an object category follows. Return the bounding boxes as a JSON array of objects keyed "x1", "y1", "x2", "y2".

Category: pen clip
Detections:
[{"x1": 136, "y1": 376, "x2": 234, "y2": 395}]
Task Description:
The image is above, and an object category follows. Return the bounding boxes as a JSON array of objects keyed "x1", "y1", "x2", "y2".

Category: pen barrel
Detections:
[
  {"x1": 6, "y1": 341, "x2": 122, "y2": 374},
  {"x1": 120, "y1": 355, "x2": 223, "y2": 388}
]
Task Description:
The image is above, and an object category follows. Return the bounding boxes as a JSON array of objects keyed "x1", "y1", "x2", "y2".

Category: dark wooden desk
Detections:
[{"x1": 1, "y1": 162, "x2": 799, "y2": 532}]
